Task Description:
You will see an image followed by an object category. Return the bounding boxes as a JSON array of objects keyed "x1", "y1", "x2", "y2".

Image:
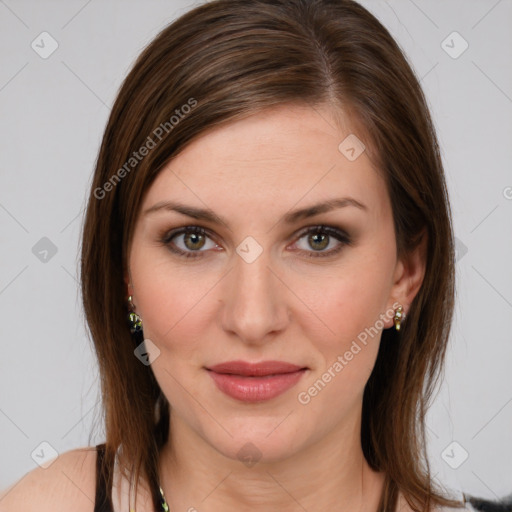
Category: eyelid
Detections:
[
  {"x1": 160, "y1": 225, "x2": 213, "y2": 244},
  {"x1": 293, "y1": 225, "x2": 350, "y2": 242}
]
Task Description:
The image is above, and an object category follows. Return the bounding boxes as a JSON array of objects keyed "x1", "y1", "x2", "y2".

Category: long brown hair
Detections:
[{"x1": 80, "y1": 1, "x2": 461, "y2": 510}]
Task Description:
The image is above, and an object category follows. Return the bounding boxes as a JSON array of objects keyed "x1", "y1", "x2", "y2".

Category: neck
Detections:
[{"x1": 158, "y1": 413, "x2": 386, "y2": 512}]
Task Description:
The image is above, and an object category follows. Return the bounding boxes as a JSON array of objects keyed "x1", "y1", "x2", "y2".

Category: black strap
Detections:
[{"x1": 94, "y1": 443, "x2": 114, "y2": 512}]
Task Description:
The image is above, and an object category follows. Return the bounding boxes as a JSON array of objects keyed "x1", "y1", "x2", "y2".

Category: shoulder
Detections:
[{"x1": 0, "y1": 445, "x2": 98, "y2": 512}]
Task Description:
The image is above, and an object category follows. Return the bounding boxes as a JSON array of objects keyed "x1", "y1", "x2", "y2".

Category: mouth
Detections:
[{"x1": 205, "y1": 360, "x2": 308, "y2": 402}]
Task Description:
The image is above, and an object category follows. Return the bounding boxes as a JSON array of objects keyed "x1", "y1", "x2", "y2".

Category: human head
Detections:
[{"x1": 80, "y1": 0, "x2": 456, "y2": 509}]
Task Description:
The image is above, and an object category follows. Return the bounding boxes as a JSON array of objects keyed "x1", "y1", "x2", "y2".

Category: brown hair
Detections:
[{"x1": 80, "y1": 0, "x2": 461, "y2": 510}]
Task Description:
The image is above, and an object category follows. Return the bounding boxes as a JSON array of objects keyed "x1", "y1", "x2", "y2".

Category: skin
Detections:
[{"x1": 126, "y1": 103, "x2": 426, "y2": 512}]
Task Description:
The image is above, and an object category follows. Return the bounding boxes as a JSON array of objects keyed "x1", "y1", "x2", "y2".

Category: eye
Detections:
[
  {"x1": 159, "y1": 224, "x2": 351, "y2": 259},
  {"x1": 160, "y1": 226, "x2": 220, "y2": 258},
  {"x1": 291, "y1": 226, "x2": 351, "y2": 258}
]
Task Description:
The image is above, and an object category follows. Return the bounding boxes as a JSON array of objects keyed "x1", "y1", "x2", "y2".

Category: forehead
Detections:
[{"x1": 141, "y1": 104, "x2": 389, "y2": 220}]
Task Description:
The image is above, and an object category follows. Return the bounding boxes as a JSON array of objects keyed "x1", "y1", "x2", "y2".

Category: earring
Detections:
[
  {"x1": 127, "y1": 295, "x2": 143, "y2": 333},
  {"x1": 393, "y1": 305, "x2": 404, "y2": 331}
]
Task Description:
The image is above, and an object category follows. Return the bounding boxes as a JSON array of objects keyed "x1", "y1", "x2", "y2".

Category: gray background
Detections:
[{"x1": 1, "y1": 0, "x2": 511, "y2": 502}]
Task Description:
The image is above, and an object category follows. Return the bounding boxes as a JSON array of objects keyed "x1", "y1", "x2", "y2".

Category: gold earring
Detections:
[
  {"x1": 394, "y1": 305, "x2": 404, "y2": 331},
  {"x1": 127, "y1": 295, "x2": 143, "y2": 334}
]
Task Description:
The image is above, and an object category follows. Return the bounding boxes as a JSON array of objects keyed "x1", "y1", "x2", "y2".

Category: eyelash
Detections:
[{"x1": 158, "y1": 225, "x2": 351, "y2": 259}]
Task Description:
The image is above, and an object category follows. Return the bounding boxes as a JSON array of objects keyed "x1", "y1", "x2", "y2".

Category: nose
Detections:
[{"x1": 220, "y1": 246, "x2": 290, "y2": 346}]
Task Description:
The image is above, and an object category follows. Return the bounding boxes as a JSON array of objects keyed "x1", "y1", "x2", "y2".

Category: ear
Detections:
[{"x1": 385, "y1": 229, "x2": 428, "y2": 328}]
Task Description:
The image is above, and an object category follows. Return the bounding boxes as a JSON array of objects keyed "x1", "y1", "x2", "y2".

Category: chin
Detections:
[{"x1": 206, "y1": 425, "x2": 306, "y2": 467}]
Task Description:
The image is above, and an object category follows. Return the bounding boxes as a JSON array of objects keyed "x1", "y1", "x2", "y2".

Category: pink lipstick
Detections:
[{"x1": 206, "y1": 360, "x2": 307, "y2": 402}]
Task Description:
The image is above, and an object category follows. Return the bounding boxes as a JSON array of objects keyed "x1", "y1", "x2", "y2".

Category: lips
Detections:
[{"x1": 206, "y1": 360, "x2": 307, "y2": 402}]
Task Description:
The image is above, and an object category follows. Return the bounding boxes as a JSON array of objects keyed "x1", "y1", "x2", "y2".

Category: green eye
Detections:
[
  {"x1": 161, "y1": 226, "x2": 218, "y2": 258},
  {"x1": 160, "y1": 225, "x2": 351, "y2": 259},
  {"x1": 293, "y1": 226, "x2": 351, "y2": 258}
]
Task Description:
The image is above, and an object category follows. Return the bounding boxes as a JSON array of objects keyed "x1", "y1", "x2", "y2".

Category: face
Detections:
[{"x1": 127, "y1": 103, "x2": 408, "y2": 464}]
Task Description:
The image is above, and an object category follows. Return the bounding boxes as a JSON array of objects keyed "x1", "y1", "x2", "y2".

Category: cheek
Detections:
[
  {"x1": 129, "y1": 249, "x2": 221, "y2": 355},
  {"x1": 305, "y1": 252, "x2": 394, "y2": 342},
  {"x1": 294, "y1": 246, "x2": 395, "y2": 398},
  {"x1": 294, "y1": 285, "x2": 386, "y2": 416}
]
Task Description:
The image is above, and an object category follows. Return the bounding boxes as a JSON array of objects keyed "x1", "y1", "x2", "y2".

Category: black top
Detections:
[
  {"x1": 94, "y1": 443, "x2": 168, "y2": 512},
  {"x1": 94, "y1": 443, "x2": 114, "y2": 512}
]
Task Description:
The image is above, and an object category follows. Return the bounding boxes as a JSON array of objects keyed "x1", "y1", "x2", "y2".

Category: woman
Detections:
[{"x1": 0, "y1": 0, "x2": 474, "y2": 510}]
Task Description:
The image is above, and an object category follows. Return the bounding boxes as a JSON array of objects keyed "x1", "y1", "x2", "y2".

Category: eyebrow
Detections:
[{"x1": 143, "y1": 197, "x2": 367, "y2": 226}]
